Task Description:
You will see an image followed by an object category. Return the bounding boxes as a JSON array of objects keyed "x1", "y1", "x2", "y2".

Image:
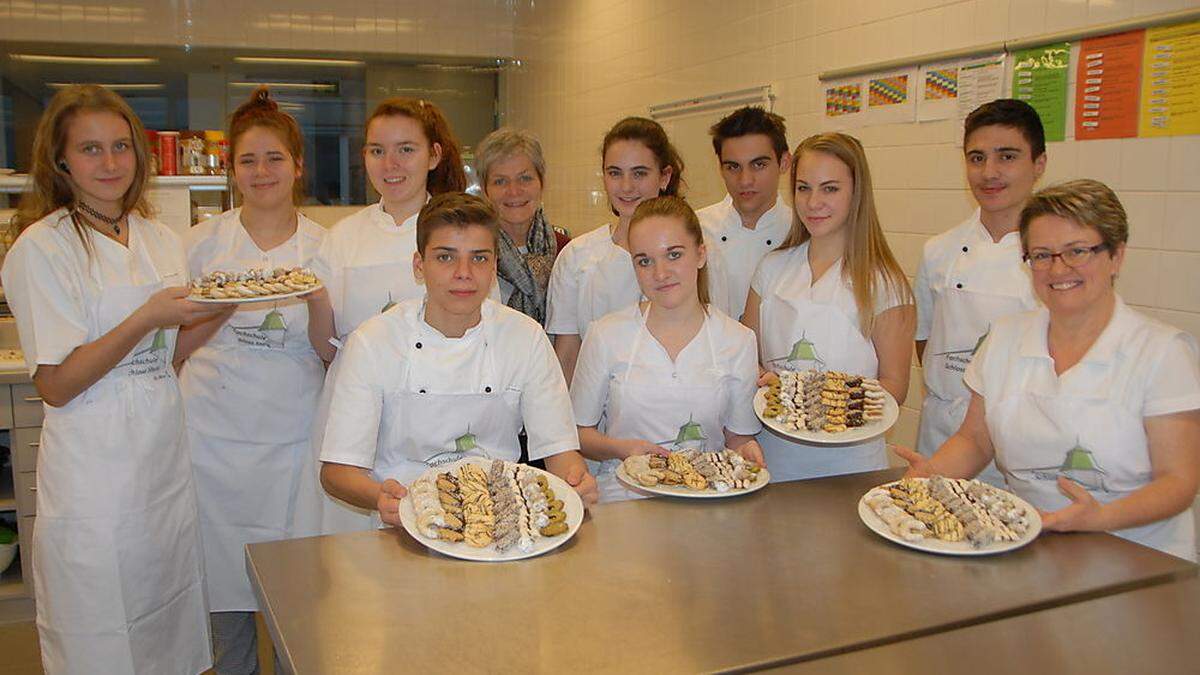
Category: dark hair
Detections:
[
  {"x1": 963, "y1": 99, "x2": 1046, "y2": 159},
  {"x1": 416, "y1": 192, "x2": 499, "y2": 254},
  {"x1": 709, "y1": 106, "x2": 789, "y2": 160},
  {"x1": 367, "y1": 98, "x2": 466, "y2": 194},
  {"x1": 628, "y1": 196, "x2": 710, "y2": 309},
  {"x1": 601, "y1": 117, "x2": 685, "y2": 197},
  {"x1": 229, "y1": 86, "x2": 305, "y2": 204},
  {"x1": 11, "y1": 84, "x2": 153, "y2": 247}
]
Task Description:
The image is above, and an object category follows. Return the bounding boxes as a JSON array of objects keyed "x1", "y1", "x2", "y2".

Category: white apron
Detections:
[
  {"x1": 372, "y1": 313, "x2": 524, "y2": 523},
  {"x1": 756, "y1": 257, "x2": 887, "y2": 481},
  {"x1": 35, "y1": 261, "x2": 210, "y2": 673},
  {"x1": 917, "y1": 229, "x2": 1032, "y2": 487},
  {"x1": 180, "y1": 222, "x2": 325, "y2": 611},
  {"x1": 304, "y1": 253, "x2": 427, "y2": 534},
  {"x1": 988, "y1": 360, "x2": 1196, "y2": 562},
  {"x1": 576, "y1": 241, "x2": 641, "y2": 338},
  {"x1": 592, "y1": 308, "x2": 728, "y2": 503}
]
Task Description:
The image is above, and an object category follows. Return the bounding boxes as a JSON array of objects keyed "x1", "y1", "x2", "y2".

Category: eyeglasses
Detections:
[{"x1": 1023, "y1": 243, "x2": 1109, "y2": 270}]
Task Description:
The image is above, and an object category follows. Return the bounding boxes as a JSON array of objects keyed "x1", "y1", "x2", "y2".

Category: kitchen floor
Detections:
[{"x1": 0, "y1": 617, "x2": 277, "y2": 674}]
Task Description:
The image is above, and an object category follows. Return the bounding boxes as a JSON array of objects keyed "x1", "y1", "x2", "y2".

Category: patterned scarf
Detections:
[{"x1": 496, "y1": 207, "x2": 558, "y2": 326}]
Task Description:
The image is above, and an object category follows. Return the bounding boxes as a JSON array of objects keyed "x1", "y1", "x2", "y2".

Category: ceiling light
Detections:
[
  {"x1": 10, "y1": 53, "x2": 158, "y2": 65},
  {"x1": 234, "y1": 56, "x2": 365, "y2": 67},
  {"x1": 228, "y1": 81, "x2": 337, "y2": 91},
  {"x1": 48, "y1": 82, "x2": 165, "y2": 91}
]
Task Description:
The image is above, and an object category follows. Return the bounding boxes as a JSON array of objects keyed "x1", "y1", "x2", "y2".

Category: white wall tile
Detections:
[
  {"x1": 1044, "y1": 0, "x2": 1088, "y2": 33},
  {"x1": 1119, "y1": 137, "x2": 1170, "y2": 192},
  {"x1": 1119, "y1": 191, "x2": 1166, "y2": 250},
  {"x1": 1075, "y1": 138, "x2": 1122, "y2": 189},
  {"x1": 1007, "y1": 0, "x2": 1046, "y2": 39},
  {"x1": 1163, "y1": 193, "x2": 1200, "y2": 253},
  {"x1": 1156, "y1": 252, "x2": 1200, "y2": 313},
  {"x1": 1167, "y1": 136, "x2": 1200, "y2": 192},
  {"x1": 1116, "y1": 248, "x2": 1161, "y2": 307}
]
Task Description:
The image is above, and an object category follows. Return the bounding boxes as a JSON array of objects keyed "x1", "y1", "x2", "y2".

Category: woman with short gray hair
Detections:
[{"x1": 475, "y1": 127, "x2": 569, "y2": 326}]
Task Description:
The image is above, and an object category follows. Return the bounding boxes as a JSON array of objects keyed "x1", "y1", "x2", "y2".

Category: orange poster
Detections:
[{"x1": 1075, "y1": 30, "x2": 1144, "y2": 140}]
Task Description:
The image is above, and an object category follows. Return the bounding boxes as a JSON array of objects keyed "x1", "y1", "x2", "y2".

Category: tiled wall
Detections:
[
  {"x1": 0, "y1": 0, "x2": 515, "y2": 58},
  {"x1": 502, "y1": 0, "x2": 1200, "y2": 450}
]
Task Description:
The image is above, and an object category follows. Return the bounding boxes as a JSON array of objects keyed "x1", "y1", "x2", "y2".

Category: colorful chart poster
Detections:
[
  {"x1": 1011, "y1": 42, "x2": 1071, "y2": 142},
  {"x1": 917, "y1": 59, "x2": 964, "y2": 121},
  {"x1": 822, "y1": 77, "x2": 866, "y2": 130},
  {"x1": 866, "y1": 67, "x2": 918, "y2": 125},
  {"x1": 955, "y1": 53, "x2": 1006, "y2": 127},
  {"x1": 1139, "y1": 20, "x2": 1200, "y2": 137},
  {"x1": 1075, "y1": 30, "x2": 1145, "y2": 140}
]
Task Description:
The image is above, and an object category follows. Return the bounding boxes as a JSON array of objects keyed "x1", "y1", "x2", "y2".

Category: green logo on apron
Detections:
[
  {"x1": 1030, "y1": 440, "x2": 1110, "y2": 492},
  {"x1": 934, "y1": 328, "x2": 990, "y2": 358},
  {"x1": 455, "y1": 430, "x2": 479, "y2": 453},
  {"x1": 657, "y1": 416, "x2": 707, "y2": 450},
  {"x1": 771, "y1": 333, "x2": 825, "y2": 370}
]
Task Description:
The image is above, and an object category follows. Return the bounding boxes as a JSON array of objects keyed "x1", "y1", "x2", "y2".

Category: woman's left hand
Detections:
[
  {"x1": 563, "y1": 462, "x2": 599, "y2": 508},
  {"x1": 1040, "y1": 476, "x2": 1105, "y2": 532},
  {"x1": 734, "y1": 440, "x2": 766, "y2": 468}
]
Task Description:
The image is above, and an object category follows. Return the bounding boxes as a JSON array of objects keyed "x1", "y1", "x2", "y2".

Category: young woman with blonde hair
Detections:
[
  {"x1": 2, "y1": 84, "x2": 223, "y2": 674},
  {"x1": 743, "y1": 132, "x2": 915, "y2": 481}
]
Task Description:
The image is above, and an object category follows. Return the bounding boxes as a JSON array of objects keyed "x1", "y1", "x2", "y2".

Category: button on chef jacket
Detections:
[
  {"x1": 305, "y1": 200, "x2": 500, "y2": 535},
  {"x1": 751, "y1": 243, "x2": 908, "y2": 481},
  {"x1": 914, "y1": 209, "x2": 1038, "y2": 486},
  {"x1": 545, "y1": 223, "x2": 733, "y2": 338},
  {"x1": 321, "y1": 298, "x2": 579, "y2": 495},
  {"x1": 965, "y1": 298, "x2": 1200, "y2": 561},
  {"x1": 179, "y1": 208, "x2": 326, "y2": 612},
  {"x1": 1, "y1": 209, "x2": 211, "y2": 674},
  {"x1": 698, "y1": 193, "x2": 791, "y2": 321},
  {"x1": 571, "y1": 303, "x2": 762, "y2": 502}
]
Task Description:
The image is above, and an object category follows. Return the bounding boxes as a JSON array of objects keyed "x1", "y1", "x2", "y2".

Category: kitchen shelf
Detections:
[
  {"x1": 0, "y1": 173, "x2": 228, "y2": 193},
  {"x1": 0, "y1": 468, "x2": 13, "y2": 513}
]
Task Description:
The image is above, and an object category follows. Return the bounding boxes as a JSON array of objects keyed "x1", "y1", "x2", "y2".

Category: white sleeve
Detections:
[
  {"x1": 319, "y1": 330, "x2": 384, "y2": 469},
  {"x1": 545, "y1": 244, "x2": 580, "y2": 335},
  {"x1": 0, "y1": 236, "x2": 89, "y2": 375},
  {"x1": 703, "y1": 241, "x2": 733, "y2": 317},
  {"x1": 724, "y1": 327, "x2": 763, "y2": 436},
  {"x1": 873, "y1": 272, "x2": 913, "y2": 316},
  {"x1": 750, "y1": 251, "x2": 777, "y2": 297},
  {"x1": 914, "y1": 249, "x2": 935, "y2": 341},
  {"x1": 522, "y1": 328, "x2": 582, "y2": 460},
  {"x1": 569, "y1": 326, "x2": 611, "y2": 427},
  {"x1": 1144, "y1": 332, "x2": 1200, "y2": 417}
]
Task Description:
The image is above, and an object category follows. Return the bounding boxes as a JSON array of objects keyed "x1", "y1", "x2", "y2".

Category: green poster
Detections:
[{"x1": 1011, "y1": 42, "x2": 1071, "y2": 142}]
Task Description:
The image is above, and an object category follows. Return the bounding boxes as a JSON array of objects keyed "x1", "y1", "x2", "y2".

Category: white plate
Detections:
[
  {"x1": 188, "y1": 284, "x2": 321, "y2": 304},
  {"x1": 857, "y1": 478, "x2": 1043, "y2": 556},
  {"x1": 754, "y1": 386, "x2": 898, "y2": 445},
  {"x1": 616, "y1": 464, "x2": 771, "y2": 499},
  {"x1": 398, "y1": 458, "x2": 584, "y2": 562}
]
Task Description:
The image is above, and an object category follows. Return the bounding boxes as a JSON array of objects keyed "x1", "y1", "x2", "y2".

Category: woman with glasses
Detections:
[{"x1": 898, "y1": 180, "x2": 1200, "y2": 561}]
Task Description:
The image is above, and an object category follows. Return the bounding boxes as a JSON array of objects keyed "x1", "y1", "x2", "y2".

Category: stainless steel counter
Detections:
[{"x1": 246, "y1": 469, "x2": 1197, "y2": 674}]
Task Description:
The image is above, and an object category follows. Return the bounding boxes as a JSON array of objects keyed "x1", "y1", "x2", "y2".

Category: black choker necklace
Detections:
[{"x1": 76, "y1": 202, "x2": 123, "y2": 235}]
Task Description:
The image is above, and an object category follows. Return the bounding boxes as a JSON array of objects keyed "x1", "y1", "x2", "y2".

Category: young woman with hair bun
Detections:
[{"x1": 173, "y1": 85, "x2": 326, "y2": 673}]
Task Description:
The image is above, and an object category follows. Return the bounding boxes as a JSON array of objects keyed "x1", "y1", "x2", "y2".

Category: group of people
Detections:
[{"x1": 2, "y1": 82, "x2": 1197, "y2": 675}]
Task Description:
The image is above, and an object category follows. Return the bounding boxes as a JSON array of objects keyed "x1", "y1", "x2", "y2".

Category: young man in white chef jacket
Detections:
[
  {"x1": 319, "y1": 192, "x2": 599, "y2": 522},
  {"x1": 914, "y1": 99, "x2": 1046, "y2": 484},
  {"x1": 697, "y1": 106, "x2": 792, "y2": 321}
]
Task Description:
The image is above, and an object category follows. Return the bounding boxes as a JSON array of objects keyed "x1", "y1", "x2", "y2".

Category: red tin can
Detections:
[{"x1": 158, "y1": 131, "x2": 179, "y2": 176}]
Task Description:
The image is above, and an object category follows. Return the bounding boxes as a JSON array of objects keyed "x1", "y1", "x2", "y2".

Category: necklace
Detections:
[{"x1": 76, "y1": 201, "x2": 123, "y2": 235}]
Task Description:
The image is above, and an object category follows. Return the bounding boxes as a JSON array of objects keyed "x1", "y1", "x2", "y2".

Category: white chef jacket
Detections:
[
  {"x1": 320, "y1": 298, "x2": 580, "y2": 482},
  {"x1": 545, "y1": 223, "x2": 733, "y2": 338},
  {"x1": 310, "y1": 200, "x2": 425, "y2": 338},
  {"x1": 965, "y1": 297, "x2": 1200, "y2": 560},
  {"x1": 698, "y1": 193, "x2": 792, "y2": 320},
  {"x1": 914, "y1": 209, "x2": 1039, "y2": 483}
]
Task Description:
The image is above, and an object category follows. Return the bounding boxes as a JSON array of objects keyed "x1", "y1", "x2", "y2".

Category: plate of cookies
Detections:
[
  {"x1": 858, "y1": 476, "x2": 1040, "y2": 556},
  {"x1": 398, "y1": 457, "x2": 584, "y2": 562},
  {"x1": 755, "y1": 369, "x2": 899, "y2": 445},
  {"x1": 189, "y1": 266, "x2": 321, "y2": 303},
  {"x1": 616, "y1": 448, "x2": 770, "y2": 498}
]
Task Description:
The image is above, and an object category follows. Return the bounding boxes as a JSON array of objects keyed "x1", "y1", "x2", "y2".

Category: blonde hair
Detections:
[
  {"x1": 1019, "y1": 179, "x2": 1128, "y2": 254},
  {"x1": 782, "y1": 133, "x2": 912, "y2": 335},
  {"x1": 628, "y1": 196, "x2": 710, "y2": 309},
  {"x1": 9, "y1": 84, "x2": 153, "y2": 247}
]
